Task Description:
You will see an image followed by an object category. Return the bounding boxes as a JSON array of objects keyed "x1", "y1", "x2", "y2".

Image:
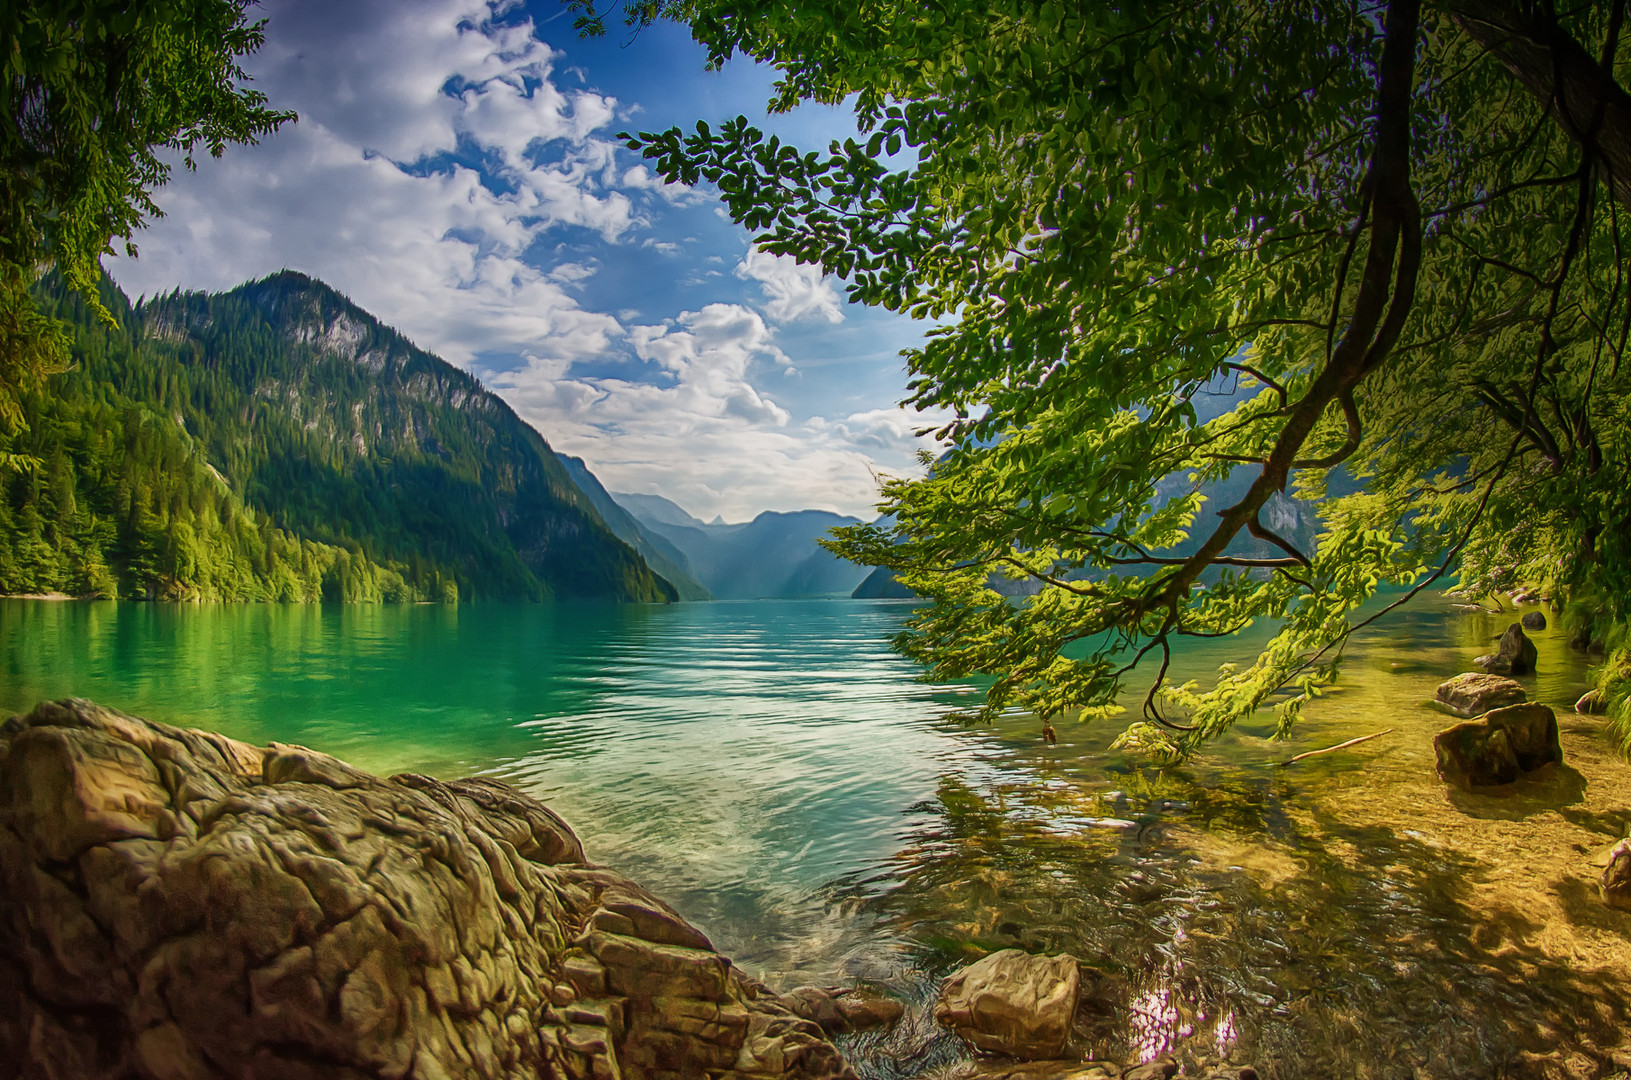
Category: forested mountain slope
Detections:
[
  {"x1": 557, "y1": 456, "x2": 710, "y2": 600},
  {"x1": 0, "y1": 273, "x2": 675, "y2": 603}
]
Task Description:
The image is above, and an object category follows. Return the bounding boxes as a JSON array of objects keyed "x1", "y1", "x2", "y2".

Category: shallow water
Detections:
[{"x1": 2, "y1": 595, "x2": 1627, "y2": 1078}]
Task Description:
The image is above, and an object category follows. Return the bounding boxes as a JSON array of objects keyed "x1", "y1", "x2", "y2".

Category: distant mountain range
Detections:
[
  {"x1": 611, "y1": 493, "x2": 871, "y2": 600},
  {"x1": 3, "y1": 272, "x2": 672, "y2": 602}
]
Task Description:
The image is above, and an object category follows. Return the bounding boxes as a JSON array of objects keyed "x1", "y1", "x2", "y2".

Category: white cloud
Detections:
[
  {"x1": 103, "y1": 0, "x2": 927, "y2": 520},
  {"x1": 107, "y1": 0, "x2": 634, "y2": 367},
  {"x1": 486, "y1": 303, "x2": 946, "y2": 520},
  {"x1": 735, "y1": 246, "x2": 844, "y2": 324}
]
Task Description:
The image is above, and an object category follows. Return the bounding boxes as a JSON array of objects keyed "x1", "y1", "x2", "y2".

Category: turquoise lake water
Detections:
[{"x1": 4, "y1": 595, "x2": 1630, "y2": 1078}]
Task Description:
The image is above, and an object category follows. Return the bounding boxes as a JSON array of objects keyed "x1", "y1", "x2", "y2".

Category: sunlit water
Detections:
[{"x1": 3, "y1": 595, "x2": 1628, "y2": 1079}]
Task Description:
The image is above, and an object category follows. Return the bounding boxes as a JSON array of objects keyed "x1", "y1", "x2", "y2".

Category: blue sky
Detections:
[{"x1": 106, "y1": 0, "x2": 944, "y2": 521}]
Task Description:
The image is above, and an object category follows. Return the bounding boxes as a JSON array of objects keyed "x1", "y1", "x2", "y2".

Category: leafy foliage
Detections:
[
  {"x1": 1, "y1": 0, "x2": 293, "y2": 421},
  {"x1": 0, "y1": 273, "x2": 676, "y2": 603},
  {"x1": 609, "y1": 0, "x2": 1631, "y2": 756}
]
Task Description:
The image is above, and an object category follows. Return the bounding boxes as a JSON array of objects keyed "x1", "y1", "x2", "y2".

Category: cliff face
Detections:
[{"x1": 0, "y1": 699, "x2": 852, "y2": 1080}]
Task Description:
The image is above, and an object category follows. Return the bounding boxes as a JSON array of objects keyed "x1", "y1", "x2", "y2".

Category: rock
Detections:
[
  {"x1": 0, "y1": 698, "x2": 857, "y2": 1080},
  {"x1": 1474, "y1": 623, "x2": 1539, "y2": 675},
  {"x1": 1434, "y1": 703, "x2": 1562, "y2": 789},
  {"x1": 1123, "y1": 1062, "x2": 1179, "y2": 1080},
  {"x1": 1520, "y1": 610, "x2": 1547, "y2": 630},
  {"x1": 961, "y1": 1062, "x2": 1119, "y2": 1080},
  {"x1": 780, "y1": 986, "x2": 904, "y2": 1035},
  {"x1": 934, "y1": 949, "x2": 1080, "y2": 1059},
  {"x1": 1577, "y1": 689, "x2": 1608, "y2": 715},
  {"x1": 1434, "y1": 672, "x2": 1528, "y2": 718},
  {"x1": 1602, "y1": 840, "x2": 1631, "y2": 909}
]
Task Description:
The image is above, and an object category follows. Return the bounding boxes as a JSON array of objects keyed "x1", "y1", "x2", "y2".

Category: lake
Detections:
[{"x1": 3, "y1": 595, "x2": 1628, "y2": 1078}]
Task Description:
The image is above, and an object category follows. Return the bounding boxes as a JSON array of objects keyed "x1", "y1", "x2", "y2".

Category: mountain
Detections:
[
  {"x1": 0, "y1": 272, "x2": 674, "y2": 603},
  {"x1": 612, "y1": 494, "x2": 870, "y2": 600},
  {"x1": 851, "y1": 565, "x2": 916, "y2": 599},
  {"x1": 556, "y1": 457, "x2": 709, "y2": 600}
]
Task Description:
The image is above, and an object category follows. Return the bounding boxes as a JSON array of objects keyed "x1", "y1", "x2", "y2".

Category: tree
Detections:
[
  {"x1": 596, "y1": 0, "x2": 1631, "y2": 756},
  {"x1": 1, "y1": 0, "x2": 293, "y2": 424}
]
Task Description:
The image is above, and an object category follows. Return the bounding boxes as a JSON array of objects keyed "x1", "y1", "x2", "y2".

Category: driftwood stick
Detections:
[{"x1": 1277, "y1": 728, "x2": 1394, "y2": 765}]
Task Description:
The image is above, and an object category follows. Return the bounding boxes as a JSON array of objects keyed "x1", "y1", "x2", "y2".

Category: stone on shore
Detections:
[
  {"x1": 1602, "y1": 840, "x2": 1631, "y2": 910},
  {"x1": 0, "y1": 698, "x2": 856, "y2": 1080},
  {"x1": 1577, "y1": 689, "x2": 1608, "y2": 715},
  {"x1": 934, "y1": 949, "x2": 1080, "y2": 1059},
  {"x1": 1434, "y1": 703, "x2": 1562, "y2": 790},
  {"x1": 1474, "y1": 623, "x2": 1539, "y2": 676},
  {"x1": 1435, "y1": 673, "x2": 1528, "y2": 718}
]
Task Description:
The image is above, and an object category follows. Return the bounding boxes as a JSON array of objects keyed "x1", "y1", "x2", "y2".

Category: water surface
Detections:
[{"x1": 2, "y1": 595, "x2": 1627, "y2": 1078}]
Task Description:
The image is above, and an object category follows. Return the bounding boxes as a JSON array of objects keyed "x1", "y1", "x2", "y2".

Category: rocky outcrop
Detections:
[
  {"x1": 1475, "y1": 623, "x2": 1539, "y2": 676},
  {"x1": 1433, "y1": 703, "x2": 1563, "y2": 789},
  {"x1": 0, "y1": 699, "x2": 855, "y2": 1080},
  {"x1": 1434, "y1": 673, "x2": 1527, "y2": 717},
  {"x1": 934, "y1": 950, "x2": 1081, "y2": 1059},
  {"x1": 1602, "y1": 840, "x2": 1631, "y2": 909}
]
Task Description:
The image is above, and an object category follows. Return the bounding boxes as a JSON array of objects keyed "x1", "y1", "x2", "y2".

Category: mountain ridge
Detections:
[
  {"x1": 611, "y1": 492, "x2": 870, "y2": 600},
  {"x1": 0, "y1": 271, "x2": 674, "y2": 603}
]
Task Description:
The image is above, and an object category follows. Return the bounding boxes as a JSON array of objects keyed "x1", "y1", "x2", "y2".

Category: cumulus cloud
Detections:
[
  {"x1": 489, "y1": 304, "x2": 943, "y2": 519},
  {"x1": 104, "y1": 0, "x2": 927, "y2": 518},
  {"x1": 107, "y1": 0, "x2": 633, "y2": 366},
  {"x1": 734, "y1": 246, "x2": 844, "y2": 324}
]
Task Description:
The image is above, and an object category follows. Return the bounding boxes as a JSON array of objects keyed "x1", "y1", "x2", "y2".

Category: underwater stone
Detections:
[
  {"x1": 1435, "y1": 672, "x2": 1527, "y2": 717},
  {"x1": 780, "y1": 985, "x2": 904, "y2": 1035}
]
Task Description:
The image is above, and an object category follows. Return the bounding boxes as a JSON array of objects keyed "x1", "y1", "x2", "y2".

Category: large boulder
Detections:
[
  {"x1": 1521, "y1": 610, "x2": 1547, "y2": 630},
  {"x1": 0, "y1": 699, "x2": 856, "y2": 1080},
  {"x1": 1434, "y1": 672, "x2": 1528, "y2": 717},
  {"x1": 934, "y1": 950, "x2": 1080, "y2": 1059},
  {"x1": 1475, "y1": 623, "x2": 1539, "y2": 675},
  {"x1": 1433, "y1": 703, "x2": 1562, "y2": 789}
]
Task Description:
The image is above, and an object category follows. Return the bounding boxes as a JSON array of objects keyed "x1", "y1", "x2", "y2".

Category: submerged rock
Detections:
[
  {"x1": 1474, "y1": 623, "x2": 1539, "y2": 676},
  {"x1": 780, "y1": 985, "x2": 904, "y2": 1035},
  {"x1": 0, "y1": 698, "x2": 855, "y2": 1080},
  {"x1": 1435, "y1": 672, "x2": 1527, "y2": 717},
  {"x1": 934, "y1": 949, "x2": 1081, "y2": 1059},
  {"x1": 1602, "y1": 840, "x2": 1631, "y2": 910},
  {"x1": 959, "y1": 1064, "x2": 1251, "y2": 1080},
  {"x1": 1434, "y1": 703, "x2": 1562, "y2": 789}
]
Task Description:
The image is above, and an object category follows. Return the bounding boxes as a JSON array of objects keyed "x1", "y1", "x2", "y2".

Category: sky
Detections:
[{"x1": 105, "y1": 0, "x2": 945, "y2": 523}]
